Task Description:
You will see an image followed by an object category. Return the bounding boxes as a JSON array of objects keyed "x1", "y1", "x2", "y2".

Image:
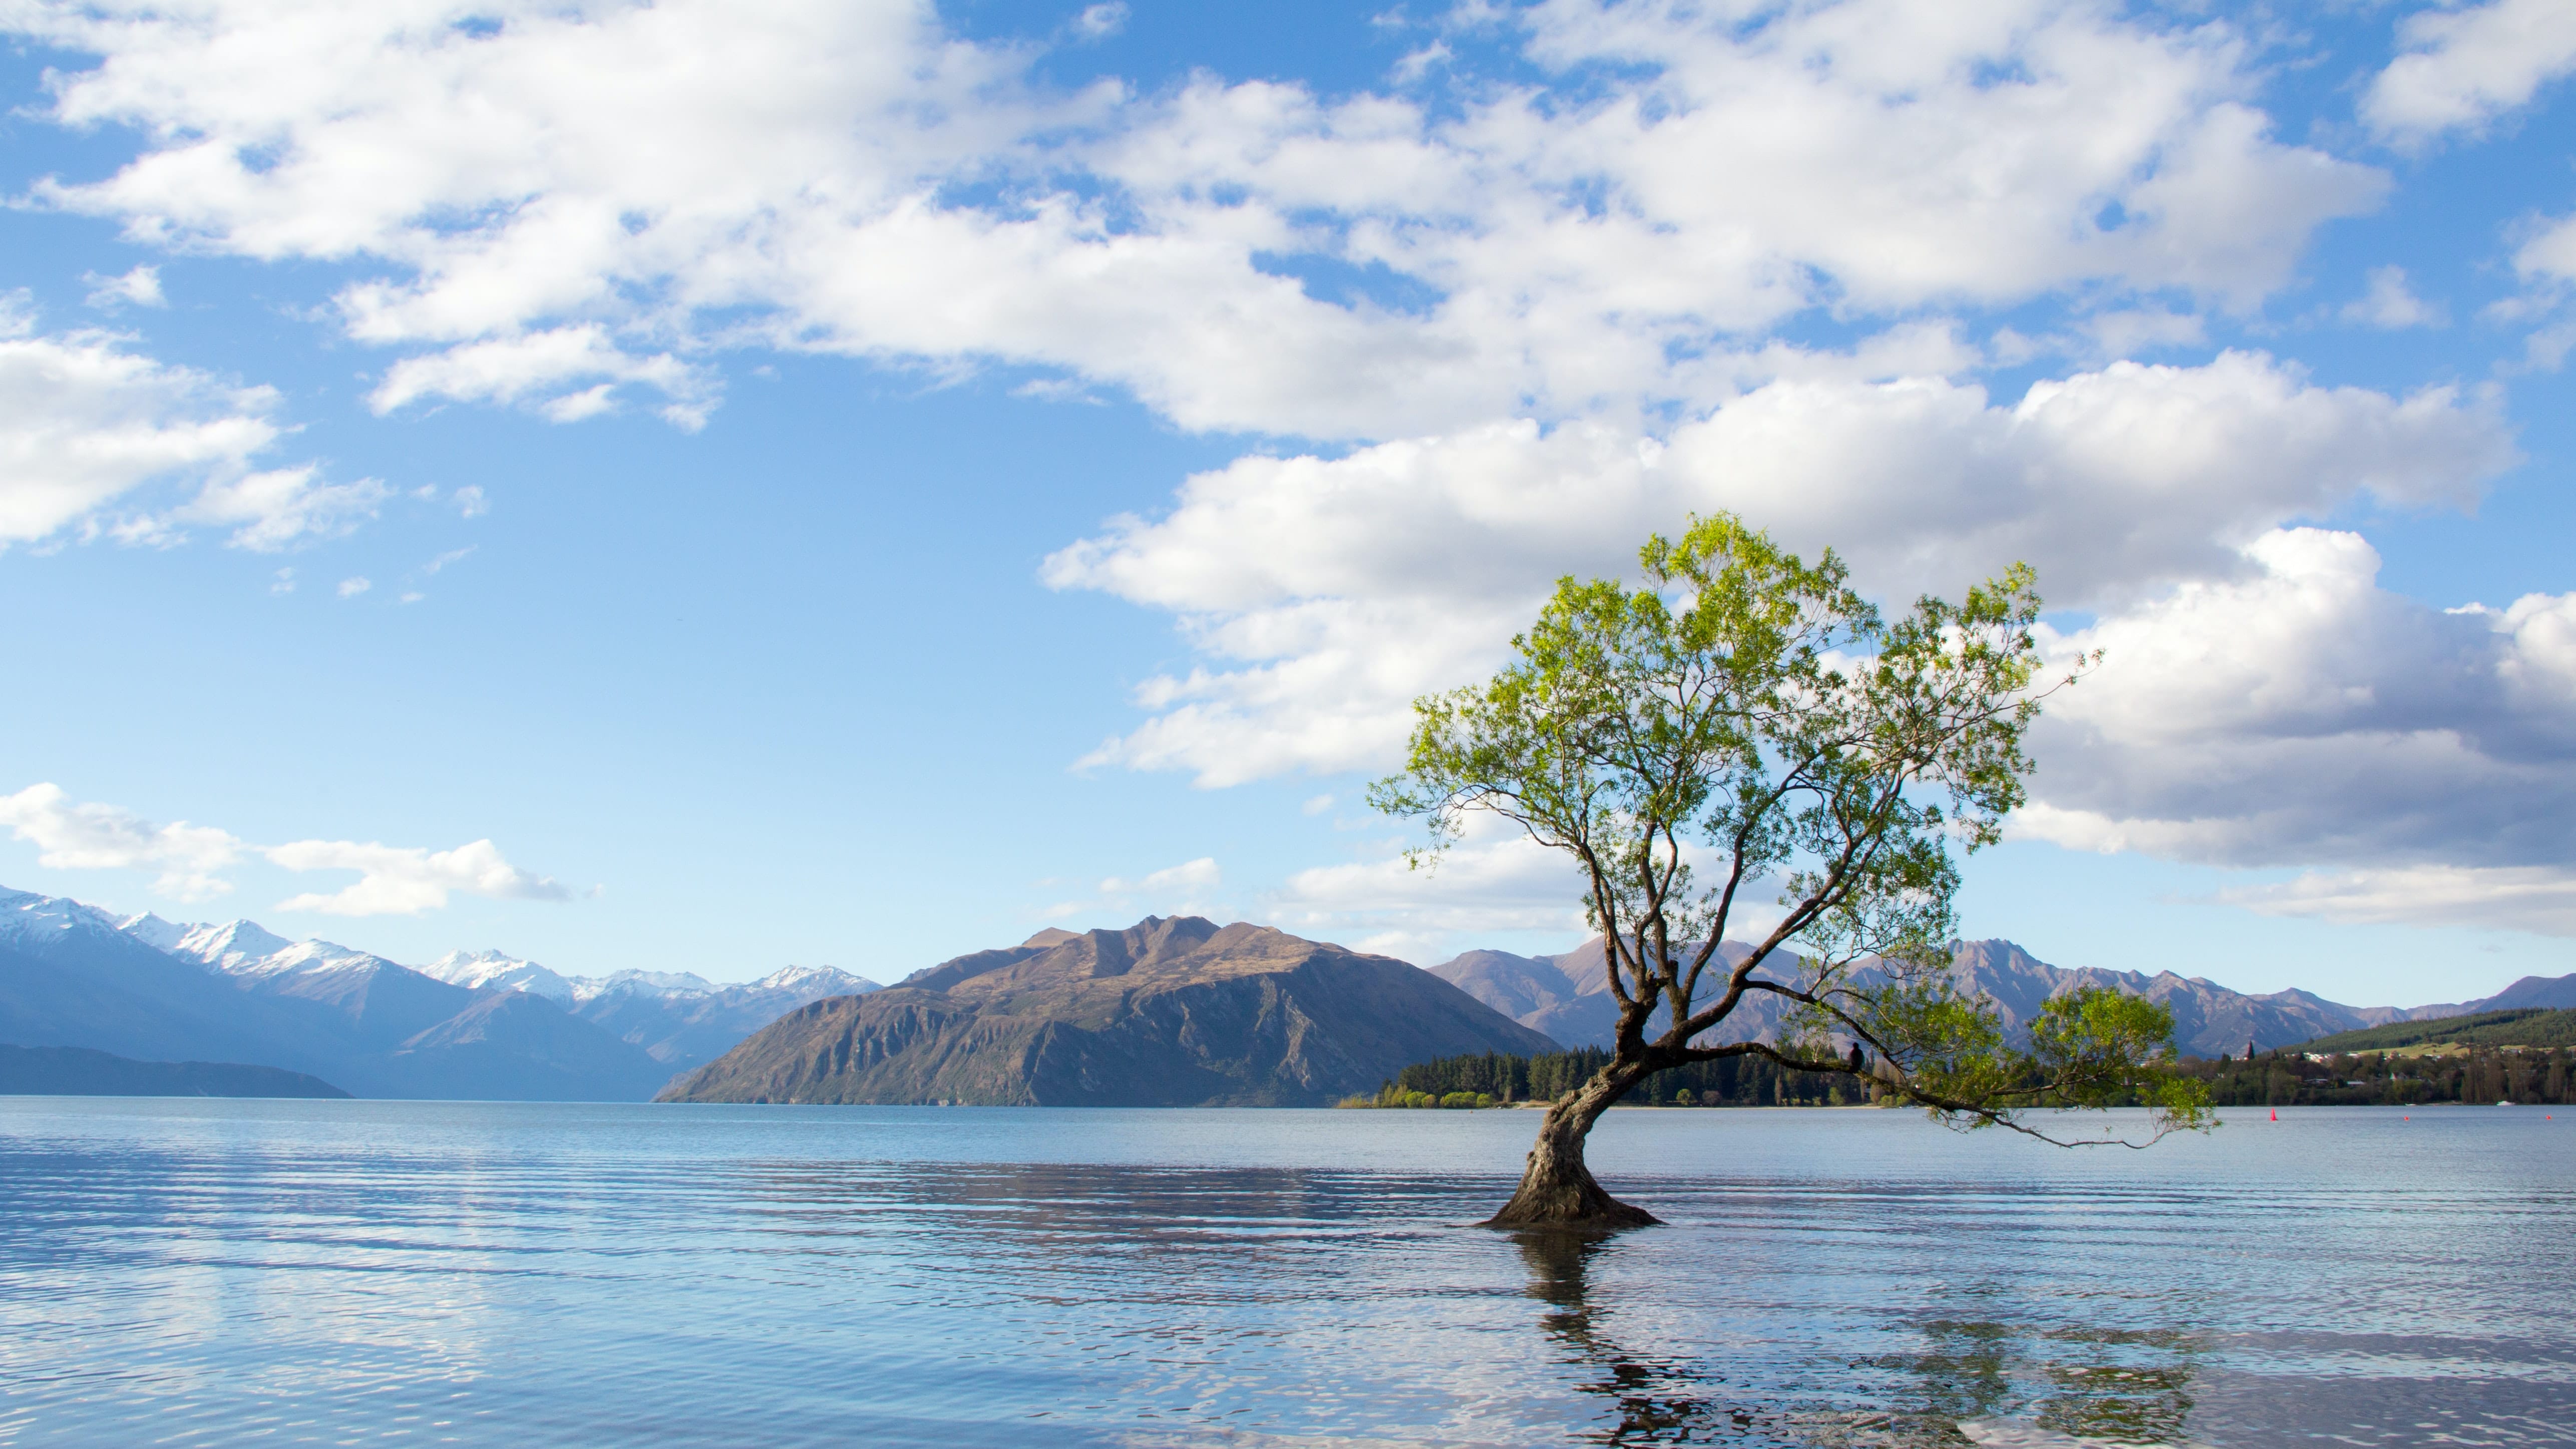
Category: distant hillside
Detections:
[
  {"x1": 412, "y1": 950, "x2": 884, "y2": 1076},
  {"x1": 4, "y1": 888, "x2": 669, "y2": 1101},
  {"x1": 2298, "y1": 1008, "x2": 2576, "y2": 1054},
  {"x1": 662, "y1": 916, "x2": 1559, "y2": 1107},
  {"x1": 0, "y1": 1043, "x2": 348, "y2": 1098},
  {"x1": 1425, "y1": 936, "x2": 2566, "y2": 1058}
]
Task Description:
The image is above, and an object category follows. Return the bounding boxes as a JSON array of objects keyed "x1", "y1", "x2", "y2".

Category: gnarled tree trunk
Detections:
[{"x1": 1485, "y1": 1063, "x2": 1659, "y2": 1229}]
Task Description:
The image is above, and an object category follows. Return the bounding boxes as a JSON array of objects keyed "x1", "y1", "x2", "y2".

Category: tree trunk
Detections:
[{"x1": 1484, "y1": 1068, "x2": 1660, "y2": 1229}]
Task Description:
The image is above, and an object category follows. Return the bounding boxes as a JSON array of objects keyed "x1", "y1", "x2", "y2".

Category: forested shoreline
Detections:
[
  {"x1": 2175, "y1": 1046, "x2": 2574, "y2": 1107},
  {"x1": 1356, "y1": 1043, "x2": 2576, "y2": 1110},
  {"x1": 1350, "y1": 1046, "x2": 1874, "y2": 1109}
]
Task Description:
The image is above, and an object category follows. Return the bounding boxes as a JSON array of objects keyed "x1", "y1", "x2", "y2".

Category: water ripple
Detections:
[{"x1": 2, "y1": 1100, "x2": 2569, "y2": 1446}]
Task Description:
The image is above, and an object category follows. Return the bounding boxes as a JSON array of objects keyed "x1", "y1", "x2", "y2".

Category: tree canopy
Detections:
[{"x1": 1370, "y1": 512, "x2": 2210, "y2": 1227}]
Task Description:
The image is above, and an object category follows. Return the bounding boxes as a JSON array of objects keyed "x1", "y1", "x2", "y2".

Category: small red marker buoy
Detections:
[{"x1": 2270, "y1": 1108, "x2": 2277, "y2": 1122}]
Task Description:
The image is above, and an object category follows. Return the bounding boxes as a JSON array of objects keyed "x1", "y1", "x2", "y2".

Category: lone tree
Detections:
[{"x1": 1368, "y1": 513, "x2": 2209, "y2": 1229}]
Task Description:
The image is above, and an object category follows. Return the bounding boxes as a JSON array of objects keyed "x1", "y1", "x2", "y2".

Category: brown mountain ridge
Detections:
[{"x1": 658, "y1": 916, "x2": 1557, "y2": 1106}]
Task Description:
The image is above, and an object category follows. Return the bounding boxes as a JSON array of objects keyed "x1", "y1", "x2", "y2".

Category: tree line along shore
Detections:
[
  {"x1": 1358, "y1": 1010, "x2": 2576, "y2": 1111},
  {"x1": 1346, "y1": 1046, "x2": 1889, "y2": 1110}
]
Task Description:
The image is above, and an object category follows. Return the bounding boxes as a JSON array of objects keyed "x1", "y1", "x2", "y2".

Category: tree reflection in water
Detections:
[{"x1": 1515, "y1": 1233, "x2": 2200, "y2": 1448}]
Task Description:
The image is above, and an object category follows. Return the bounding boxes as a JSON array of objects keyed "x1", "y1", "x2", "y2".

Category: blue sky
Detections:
[{"x1": 2, "y1": 0, "x2": 2571, "y2": 1006}]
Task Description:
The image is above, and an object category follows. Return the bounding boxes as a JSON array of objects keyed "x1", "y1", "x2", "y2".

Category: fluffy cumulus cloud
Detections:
[
  {"x1": 1264, "y1": 814, "x2": 1594, "y2": 964},
  {"x1": 1049, "y1": 355, "x2": 2515, "y2": 784},
  {"x1": 0, "y1": 301, "x2": 383, "y2": 550},
  {"x1": 2364, "y1": 0, "x2": 2576, "y2": 141},
  {"x1": 10, "y1": 0, "x2": 2383, "y2": 434},
  {"x1": 0, "y1": 782, "x2": 567, "y2": 916},
  {"x1": 10, "y1": 0, "x2": 2568, "y2": 939},
  {"x1": 0, "y1": 783, "x2": 243, "y2": 900},
  {"x1": 266, "y1": 838, "x2": 571, "y2": 916},
  {"x1": 2015, "y1": 531, "x2": 2576, "y2": 932}
]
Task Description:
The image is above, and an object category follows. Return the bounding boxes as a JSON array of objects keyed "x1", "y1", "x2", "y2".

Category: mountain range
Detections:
[
  {"x1": 1427, "y1": 938, "x2": 2576, "y2": 1057},
  {"x1": 3, "y1": 886, "x2": 880, "y2": 1100},
  {"x1": 662, "y1": 916, "x2": 1557, "y2": 1107},
  {"x1": 14, "y1": 872, "x2": 2571, "y2": 1103}
]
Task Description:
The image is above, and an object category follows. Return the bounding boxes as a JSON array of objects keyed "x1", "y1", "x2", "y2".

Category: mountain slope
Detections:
[
  {"x1": 1425, "y1": 936, "x2": 2541, "y2": 1057},
  {"x1": 8, "y1": 888, "x2": 671, "y2": 1100},
  {"x1": 410, "y1": 948, "x2": 884, "y2": 1076},
  {"x1": 3, "y1": 890, "x2": 337, "y2": 1073},
  {"x1": 0, "y1": 1042, "x2": 349, "y2": 1098},
  {"x1": 2298, "y1": 1007, "x2": 2576, "y2": 1054},
  {"x1": 661, "y1": 917, "x2": 1559, "y2": 1107},
  {"x1": 572, "y1": 966, "x2": 883, "y2": 1077}
]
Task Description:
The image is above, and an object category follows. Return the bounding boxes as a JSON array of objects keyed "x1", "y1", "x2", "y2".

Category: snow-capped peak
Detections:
[
  {"x1": 163, "y1": 919, "x2": 300, "y2": 974},
  {"x1": 418, "y1": 949, "x2": 578, "y2": 1003},
  {"x1": 115, "y1": 911, "x2": 189, "y2": 951},
  {"x1": 755, "y1": 964, "x2": 880, "y2": 996},
  {"x1": 574, "y1": 968, "x2": 719, "y2": 1002},
  {"x1": 1, "y1": 887, "x2": 125, "y2": 944}
]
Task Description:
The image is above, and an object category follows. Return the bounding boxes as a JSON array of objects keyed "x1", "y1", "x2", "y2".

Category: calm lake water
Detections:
[{"x1": 1, "y1": 1101, "x2": 2568, "y2": 1448}]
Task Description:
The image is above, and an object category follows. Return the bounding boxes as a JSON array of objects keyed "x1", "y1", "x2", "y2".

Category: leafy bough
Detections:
[{"x1": 1369, "y1": 512, "x2": 2211, "y2": 1228}]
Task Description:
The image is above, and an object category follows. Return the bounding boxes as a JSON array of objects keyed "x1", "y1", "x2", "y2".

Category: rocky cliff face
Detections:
[{"x1": 659, "y1": 916, "x2": 1560, "y2": 1106}]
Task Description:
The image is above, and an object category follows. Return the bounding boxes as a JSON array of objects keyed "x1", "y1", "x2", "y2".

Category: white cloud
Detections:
[
  {"x1": 0, "y1": 781, "x2": 569, "y2": 916},
  {"x1": 1103, "y1": 857, "x2": 1221, "y2": 895},
  {"x1": 2365, "y1": 0, "x2": 2576, "y2": 142},
  {"x1": 0, "y1": 303, "x2": 379, "y2": 550},
  {"x1": 0, "y1": 782, "x2": 243, "y2": 901},
  {"x1": 1072, "y1": 3, "x2": 1127, "y2": 41},
  {"x1": 2516, "y1": 214, "x2": 2576, "y2": 289},
  {"x1": 1048, "y1": 856, "x2": 1224, "y2": 919},
  {"x1": 267, "y1": 838, "x2": 571, "y2": 916},
  {"x1": 1264, "y1": 819, "x2": 1589, "y2": 964},
  {"x1": 270, "y1": 567, "x2": 294, "y2": 594},
  {"x1": 1047, "y1": 355, "x2": 2516, "y2": 784},
  {"x1": 1257, "y1": 811, "x2": 1793, "y2": 963},
  {"x1": 83, "y1": 264, "x2": 164, "y2": 309},
  {"x1": 2014, "y1": 529, "x2": 2576, "y2": 873},
  {"x1": 2342, "y1": 265, "x2": 2446, "y2": 329},
  {"x1": 367, "y1": 326, "x2": 715, "y2": 429},
  {"x1": 337, "y1": 576, "x2": 372, "y2": 598},
  {"x1": 9, "y1": 0, "x2": 2385, "y2": 438},
  {"x1": 2217, "y1": 865, "x2": 2576, "y2": 938}
]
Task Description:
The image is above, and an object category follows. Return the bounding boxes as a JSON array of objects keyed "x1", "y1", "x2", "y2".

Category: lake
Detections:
[{"x1": 1, "y1": 1100, "x2": 2568, "y2": 1447}]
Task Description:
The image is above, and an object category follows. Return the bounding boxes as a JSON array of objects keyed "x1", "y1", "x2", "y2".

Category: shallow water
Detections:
[{"x1": 1, "y1": 1100, "x2": 2568, "y2": 1447}]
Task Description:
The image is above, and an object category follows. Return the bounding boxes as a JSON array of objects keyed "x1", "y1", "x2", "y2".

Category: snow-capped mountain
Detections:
[
  {"x1": 76, "y1": 900, "x2": 884, "y2": 1082},
  {"x1": 408, "y1": 950, "x2": 875, "y2": 1011},
  {"x1": 5, "y1": 886, "x2": 668, "y2": 1100},
  {"x1": 4, "y1": 888, "x2": 124, "y2": 945},
  {"x1": 156, "y1": 920, "x2": 401, "y2": 980},
  {"x1": 417, "y1": 949, "x2": 581, "y2": 1003},
  {"x1": 106, "y1": 911, "x2": 881, "y2": 1013},
  {"x1": 6, "y1": 884, "x2": 893, "y2": 1098}
]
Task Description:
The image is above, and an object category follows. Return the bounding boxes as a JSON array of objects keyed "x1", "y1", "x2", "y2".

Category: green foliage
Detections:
[
  {"x1": 2294, "y1": 1007, "x2": 2576, "y2": 1054},
  {"x1": 1868, "y1": 985, "x2": 2212, "y2": 1135},
  {"x1": 2175, "y1": 1045, "x2": 2574, "y2": 1107},
  {"x1": 1368, "y1": 511, "x2": 2195, "y2": 1146},
  {"x1": 1380, "y1": 1046, "x2": 1858, "y2": 1107},
  {"x1": 1343, "y1": 1082, "x2": 1503, "y2": 1109}
]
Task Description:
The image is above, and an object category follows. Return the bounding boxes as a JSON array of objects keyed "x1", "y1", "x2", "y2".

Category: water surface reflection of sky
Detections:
[{"x1": 1, "y1": 1101, "x2": 2568, "y2": 1446}]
